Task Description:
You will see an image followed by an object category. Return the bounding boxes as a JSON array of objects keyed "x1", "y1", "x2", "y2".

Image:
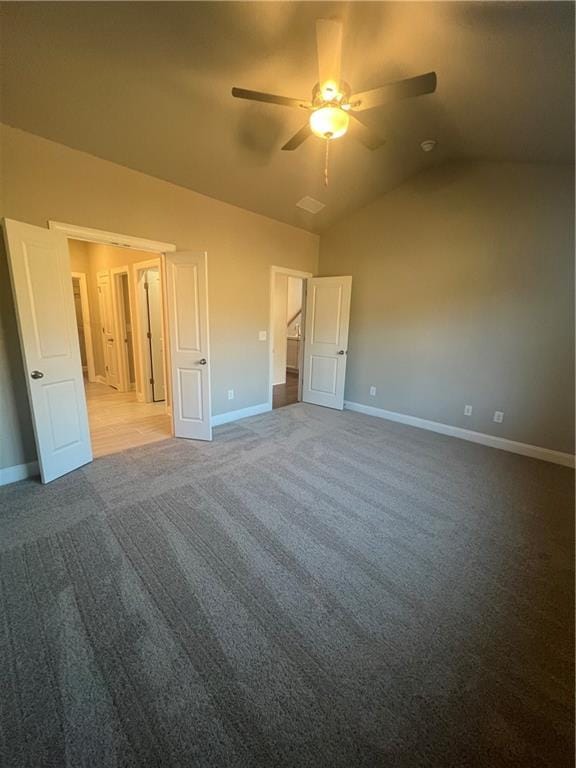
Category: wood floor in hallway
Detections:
[
  {"x1": 273, "y1": 370, "x2": 299, "y2": 409},
  {"x1": 85, "y1": 380, "x2": 172, "y2": 457}
]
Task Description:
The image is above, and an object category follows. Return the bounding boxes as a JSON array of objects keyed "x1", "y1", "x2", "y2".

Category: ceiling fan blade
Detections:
[
  {"x1": 316, "y1": 18, "x2": 343, "y2": 88},
  {"x1": 281, "y1": 124, "x2": 312, "y2": 151},
  {"x1": 350, "y1": 71, "x2": 437, "y2": 112},
  {"x1": 350, "y1": 115, "x2": 385, "y2": 150},
  {"x1": 231, "y1": 87, "x2": 310, "y2": 109}
]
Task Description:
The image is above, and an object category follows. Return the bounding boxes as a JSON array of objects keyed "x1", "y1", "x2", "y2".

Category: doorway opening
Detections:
[
  {"x1": 68, "y1": 238, "x2": 171, "y2": 457},
  {"x1": 269, "y1": 267, "x2": 311, "y2": 410}
]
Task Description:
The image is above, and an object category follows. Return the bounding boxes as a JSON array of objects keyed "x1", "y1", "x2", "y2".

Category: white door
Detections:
[
  {"x1": 165, "y1": 252, "x2": 212, "y2": 440},
  {"x1": 97, "y1": 271, "x2": 120, "y2": 389},
  {"x1": 145, "y1": 267, "x2": 166, "y2": 401},
  {"x1": 302, "y1": 276, "x2": 352, "y2": 410},
  {"x1": 3, "y1": 219, "x2": 92, "y2": 483}
]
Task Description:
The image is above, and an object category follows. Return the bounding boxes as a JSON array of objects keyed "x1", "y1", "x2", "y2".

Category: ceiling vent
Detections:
[{"x1": 296, "y1": 196, "x2": 326, "y2": 214}]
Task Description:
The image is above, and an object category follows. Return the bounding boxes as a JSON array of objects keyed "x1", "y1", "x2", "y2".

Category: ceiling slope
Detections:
[{"x1": 1, "y1": 1, "x2": 573, "y2": 232}]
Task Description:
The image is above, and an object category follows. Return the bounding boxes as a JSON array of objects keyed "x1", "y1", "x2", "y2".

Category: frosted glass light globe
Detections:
[{"x1": 309, "y1": 106, "x2": 349, "y2": 139}]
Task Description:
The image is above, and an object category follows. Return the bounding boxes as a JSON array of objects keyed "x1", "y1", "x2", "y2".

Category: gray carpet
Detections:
[{"x1": 0, "y1": 403, "x2": 573, "y2": 767}]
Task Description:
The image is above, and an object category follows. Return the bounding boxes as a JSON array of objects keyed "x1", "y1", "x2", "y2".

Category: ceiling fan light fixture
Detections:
[
  {"x1": 320, "y1": 80, "x2": 340, "y2": 101},
  {"x1": 309, "y1": 106, "x2": 349, "y2": 140}
]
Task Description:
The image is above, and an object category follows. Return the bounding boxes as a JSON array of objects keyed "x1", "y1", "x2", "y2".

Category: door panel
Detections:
[
  {"x1": 97, "y1": 271, "x2": 120, "y2": 389},
  {"x1": 178, "y1": 368, "x2": 204, "y2": 420},
  {"x1": 3, "y1": 219, "x2": 92, "y2": 483},
  {"x1": 166, "y1": 252, "x2": 212, "y2": 440},
  {"x1": 146, "y1": 267, "x2": 166, "y2": 402},
  {"x1": 302, "y1": 276, "x2": 352, "y2": 410}
]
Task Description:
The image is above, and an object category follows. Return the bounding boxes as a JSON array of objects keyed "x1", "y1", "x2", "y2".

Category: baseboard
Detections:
[
  {"x1": 344, "y1": 401, "x2": 575, "y2": 468},
  {"x1": 0, "y1": 461, "x2": 40, "y2": 486},
  {"x1": 211, "y1": 402, "x2": 271, "y2": 427},
  {"x1": 95, "y1": 375, "x2": 107, "y2": 385}
]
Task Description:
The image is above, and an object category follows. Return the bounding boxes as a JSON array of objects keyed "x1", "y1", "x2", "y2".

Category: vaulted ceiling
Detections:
[{"x1": 1, "y1": 2, "x2": 573, "y2": 232}]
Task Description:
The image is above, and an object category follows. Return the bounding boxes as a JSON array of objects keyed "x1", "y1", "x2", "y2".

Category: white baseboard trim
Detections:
[
  {"x1": 0, "y1": 461, "x2": 40, "y2": 486},
  {"x1": 211, "y1": 402, "x2": 271, "y2": 427},
  {"x1": 344, "y1": 401, "x2": 575, "y2": 468}
]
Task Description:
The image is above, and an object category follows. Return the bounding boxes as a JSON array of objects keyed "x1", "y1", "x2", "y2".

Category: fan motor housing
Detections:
[{"x1": 312, "y1": 81, "x2": 351, "y2": 108}]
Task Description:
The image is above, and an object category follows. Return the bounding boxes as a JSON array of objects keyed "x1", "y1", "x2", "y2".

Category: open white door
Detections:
[
  {"x1": 165, "y1": 251, "x2": 212, "y2": 440},
  {"x1": 97, "y1": 270, "x2": 120, "y2": 389},
  {"x1": 3, "y1": 219, "x2": 92, "y2": 482},
  {"x1": 302, "y1": 276, "x2": 352, "y2": 410}
]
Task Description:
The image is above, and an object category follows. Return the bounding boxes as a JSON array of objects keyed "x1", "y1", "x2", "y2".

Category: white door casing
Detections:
[
  {"x1": 97, "y1": 270, "x2": 120, "y2": 389},
  {"x1": 3, "y1": 219, "x2": 93, "y2": 483},
  {"x1": 165, "y1": 251, "x2": 212, "y2": 440},
  {"x1": 302, "y1": 276, "x2": 352, "y2": 410}
]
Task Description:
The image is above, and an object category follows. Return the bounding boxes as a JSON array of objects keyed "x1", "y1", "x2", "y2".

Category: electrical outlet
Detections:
[
  {"x1": 369, "y1": 386, "x2": 376, "y2": 397},
  {"x1": 227, "y1": 389, "x2": 234, "y2": 401},
  {"x1": 493, "y1": 410, "x2": 504, "y2": 423},
  {"x1": 258, "y1": 330, "x2": 267, "y2": 341},
  {"x1": 464, "y1": 405, "x2": 473, "y2": 416}
]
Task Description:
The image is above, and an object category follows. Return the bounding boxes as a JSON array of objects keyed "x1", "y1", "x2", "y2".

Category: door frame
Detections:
[
  {"x1": 268, "y1": 265, "x2": 313, "y2": 410},
  {"x1": 70, "y1": 271, "x2": 96, "y2": 383},
  {"x1": 50, "y1": 220, "x2": 176, "y2": 414}
]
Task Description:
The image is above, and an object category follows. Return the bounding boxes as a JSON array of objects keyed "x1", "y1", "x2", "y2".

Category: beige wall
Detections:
[
  {"x1": 319, "y1": 160, "x2": 574, "y2": 454},
  {"x1": 0, "y1": 124, "x2": 318, "y2": 470}
]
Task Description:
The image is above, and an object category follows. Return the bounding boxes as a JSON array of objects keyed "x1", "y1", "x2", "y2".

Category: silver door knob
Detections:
[
  {"x1": 198, "y1": 359, "x2": 207, "y2": 365},
  {"x1": 30, "y1": 370, "x2": 44, "y2": 379},
  {"x1": 337, "y1": 350, "x2": 346, "y2": 355}
]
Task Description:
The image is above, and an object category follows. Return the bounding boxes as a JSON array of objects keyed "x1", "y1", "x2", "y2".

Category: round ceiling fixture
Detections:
[
  {"x1": 309, "y1": 106, "x2": 350, "y2": 140},
  {"x1": 420, "y1": 139, "x2": 437, "y2": 152}
]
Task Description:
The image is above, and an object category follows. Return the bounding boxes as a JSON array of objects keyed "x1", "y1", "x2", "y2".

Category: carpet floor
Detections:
[{"x1": 0, "y1": 404, "x2": 573, "y2": 767}]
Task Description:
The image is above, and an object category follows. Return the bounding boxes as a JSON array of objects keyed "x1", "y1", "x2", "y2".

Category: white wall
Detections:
[{"x1": 286, "y1": 277, "x2": 303, "y2": 331}]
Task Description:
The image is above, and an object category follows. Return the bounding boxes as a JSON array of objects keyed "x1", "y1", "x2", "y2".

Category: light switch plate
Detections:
[{"x1": 258, "y1": 330, "x2": 267, "y2": 341}]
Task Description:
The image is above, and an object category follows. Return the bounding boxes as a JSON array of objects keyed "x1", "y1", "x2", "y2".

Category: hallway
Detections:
[{"x1": 85, "y1": 381, "x2": 172, "y2": 457}]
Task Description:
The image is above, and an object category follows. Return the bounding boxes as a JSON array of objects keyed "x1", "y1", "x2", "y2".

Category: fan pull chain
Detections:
[{"x1": 324, "y1": 139, "x2": 330, "y2": 186}]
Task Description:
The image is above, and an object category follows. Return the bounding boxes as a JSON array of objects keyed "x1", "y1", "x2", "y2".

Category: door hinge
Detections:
[
  {"x1": 149, "y1": 377, "x2": 154, "y2": 385},
  {"x1": 147, "y1": 331, "x2": 152, "y2": 339},
  {"x1": 144, "y1": 282, "x2": 149, "y2": 290},
  {"x1": 105, "y1": 365, "x2": 109, "y2": 372}
]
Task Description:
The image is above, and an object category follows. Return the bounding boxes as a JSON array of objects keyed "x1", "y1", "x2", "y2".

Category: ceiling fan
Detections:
[{"x1": 231, "y1": 18, "x2": 437, "y2": 152}]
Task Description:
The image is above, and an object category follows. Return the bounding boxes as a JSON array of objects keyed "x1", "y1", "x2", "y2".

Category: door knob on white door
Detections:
[
  {"x1": 337, "y1": 350, "x2": 346, "y2": 355},
  {"x1": 198, "y1": 358, "x2": 207, "y2": 365},
  {"x1": 30, "y1": 370, "x2": 44, "y2": 379}
]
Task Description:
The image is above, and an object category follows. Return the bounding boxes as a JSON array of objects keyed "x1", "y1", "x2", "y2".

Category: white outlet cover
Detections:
[
  {"x1": 258, "y1": 330, "x2": 267, "y2": 341},
  {"x1": 464, "y1": 405, "x2": 472, "y2": 416},
  {"x1": 227, "y1": 390, "x2": 234, "y2": 400},
  {"x1": 369, "y1": 386, "x2": 376, "y2": 396},
  {"x1": 493, "y1": 411, "x2": 504, "y2": 423}
]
